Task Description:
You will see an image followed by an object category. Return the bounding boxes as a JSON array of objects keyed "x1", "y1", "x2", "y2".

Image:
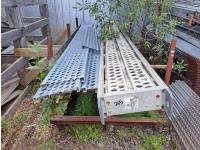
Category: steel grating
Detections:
[
  {"x1": 169, "y1": 80, "x2": 200, "y2": 150},
  {"x1": 97, "y1": 29, "x2": 168, "y2": 124},
  {"x1": 33, "y1": 24, "x2": 100, "y2": 99},
  {"x1": 116, "y1": 34, "x2": 156, "y2": 90},
  {"x1": 33, "y1": 79, "x2": 81, "y2": 99},
  {"x1": 41, "y1": 26, "x2": 90, "y2": 87},
  {"x1": 105, "y1": 40, "x2": 128, "y2": 93}
]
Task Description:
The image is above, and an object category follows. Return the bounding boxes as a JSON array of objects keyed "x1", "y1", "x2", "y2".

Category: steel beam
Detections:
[{"x1": 51, "y1": 115, "x2": 164, "y2": 126}]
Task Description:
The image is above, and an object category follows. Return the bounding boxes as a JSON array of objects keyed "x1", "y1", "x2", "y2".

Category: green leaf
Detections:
[
  {"x1": 31, "y1": 42, "x2": 41, "y2": 53},
  {"x1": 37, "y1": 57, "x2": 46, "y2": 67},
  {"x1": 26, "y1": 66, "x2": 40, "y2": 70}
]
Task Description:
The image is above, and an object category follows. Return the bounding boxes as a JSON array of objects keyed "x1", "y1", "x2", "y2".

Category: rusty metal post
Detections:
[
  {"x1": 47, "y1": 34, "x2": 53, "y2": 60},
  {"x1": 188, "y1": 14, "x2": 194, "y2": 27},
  {"x1": 140, "y1": 25, "x2": 146, "y2": 55},
  {"x1": 165, "y1": 39, "x2": 176, "y2": 85},
  {"x1": 75, "y1": 17, "x2": 79, "y2": 29},
  {"x1": 67, "y1": 23, "x2": 71, "y2": 38}
]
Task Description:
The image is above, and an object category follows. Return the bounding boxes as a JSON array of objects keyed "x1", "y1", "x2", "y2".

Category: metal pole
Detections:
[
  {"x1": 47, "y1": 34, "x2": 53, "y2": 60},
  {"x1": 67, "y1": 23, "x2": 71, "y2": 38},
  {"x1": 165, "y1": 39, "x2": 176, "y2": 85},
  {"x1": 75, "y1": 17, "x2": 79, "y2": 29},
  {"x1": 188, "y1": 14, "x2": 194, "y2": 27}
]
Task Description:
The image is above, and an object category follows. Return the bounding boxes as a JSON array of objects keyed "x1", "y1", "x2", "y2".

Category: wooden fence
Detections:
[{"x1": 2, "y1": 0, "x2": 97, "y2": 41}]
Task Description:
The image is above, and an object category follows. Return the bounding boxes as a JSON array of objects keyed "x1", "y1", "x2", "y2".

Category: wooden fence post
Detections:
[
  {"x1": 5, "y1": 6, "x2": 27, "y2": 48},
  {"x1": 165, "y1": 39, "x2": 176, "y2": 85},
  {"x1": 39, "y1": 4, "x2": 49, "y2": 37}
]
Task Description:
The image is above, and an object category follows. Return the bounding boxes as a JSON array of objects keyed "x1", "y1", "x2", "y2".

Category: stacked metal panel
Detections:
[
  {"x1": 165, "y1": 33, "x2": 200, "y2": 59},
  {"x1": 34, "y1": 24, "x2": 100, "y2": 99},
  {"x1": 97, "y1": 30, "x2": 168, "y2": 124},
  {"x1": 169, "y1": 80, "x2": 200, "y2": 150}
]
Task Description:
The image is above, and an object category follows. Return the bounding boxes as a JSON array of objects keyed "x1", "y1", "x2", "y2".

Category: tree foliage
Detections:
[{"x1": 76, "y1": 0, "x2": 186, "y2": 73}]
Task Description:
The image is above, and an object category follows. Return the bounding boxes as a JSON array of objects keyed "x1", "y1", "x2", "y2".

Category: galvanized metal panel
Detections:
[
  {"x1": 169, "y1": 80, "x2": 200, "y2": 150},
  {"x1": 82, "y1": 49, "x2": 100, "y2": 90},
  {"x1": 174, "y1": 3, "x2": 200, "y2": 12},
  {"x1": 33, "y1": 79, "x2": 81, "y2": 99},
  {"x1": 41, "y1": 25, "x2": 90, "y2": 86},
  {"x1": 175, "y1": 29, "x2": 200, "y2": 49},
  {"x1": 97, "y1": 30, "x2": 168, "y2": 124},
  {"x1": 34, "y1": 24, "x2": 100, "y2": 99},
  {"x1": 116, "y1": 34, "x2": 156, "y2": 90},
  {"x1": 165, "y1": 34, "x2": 200, "y2": 59},
  {"x1": 105, "y1": 40, "x2": 128, "y2": 93},
  {"x1": 82, "y1": 25, "x2": 100, "y2": 51}
]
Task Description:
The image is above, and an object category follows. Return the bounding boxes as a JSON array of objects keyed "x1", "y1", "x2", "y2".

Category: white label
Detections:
[{"x1": 124, "y1": 97, "x2": 139, "y2": 109}]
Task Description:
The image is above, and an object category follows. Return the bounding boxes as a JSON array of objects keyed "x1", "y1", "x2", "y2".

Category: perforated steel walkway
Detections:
[
  {"x1": 34, "y1": 24, "x2": 100, "y2": 99},
  {"x1": 97, "y1": 30, "x2": 168, "y2": 124}
]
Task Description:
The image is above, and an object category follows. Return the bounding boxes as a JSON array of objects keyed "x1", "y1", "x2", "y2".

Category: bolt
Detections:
[
  {"x1": 156, "y1": 95, "x2": 160, "y2": 99},
  {"x1": 106, "y1": 101, "x2": 110, "y2": 105}
]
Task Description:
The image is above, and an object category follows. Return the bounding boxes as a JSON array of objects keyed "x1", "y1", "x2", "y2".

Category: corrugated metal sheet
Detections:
[
  {"x1": 34, "y1": 24, "x2": 100, "y2": 99},
  {"x1": 169, "y1": 80, "x2": 200, "y2": 150}
]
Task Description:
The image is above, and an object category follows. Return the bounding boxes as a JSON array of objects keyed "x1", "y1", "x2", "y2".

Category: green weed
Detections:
[
  {"x1": 173, "y1": 60, "x2": 188, "y2": 74},
  {"x1": 71, "y1": 92, "x2": 99, "y2": 116},
  {"x1": 69, "y1": 92, "x2": 101, "y2": 141},
  {"x1": 1, "y1": 112, "x2": 29, "y2": 130},
  {"x1": 141, "y1": 134, "x2": 164, "y2": 150},
  {"x1": 38, "y1": 95, "x2": 68, "y2": 131},
  {"x1": 35, "y1": 139, "x2": 57, "y2": 150},
  {"x1": 1, "y1": 112, "x2": 30, "y2": 144},
  {"x1": 129, "y1": 127, "x2": 140, "y2": 134},
  {"x1": 116, "y1": 128, "x2": 126, "y2": 139},
  {"x1": 70, "y1": 125, "x2": 102, "y2": 141}
]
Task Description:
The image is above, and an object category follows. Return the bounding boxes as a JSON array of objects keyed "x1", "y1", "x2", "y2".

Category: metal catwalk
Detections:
[
  {"x1": 34, "y1": 24, "x2": 100, "y2": 99},
  {"x1": 97, "y1": 29, "x2": 168, "y2": 124}
]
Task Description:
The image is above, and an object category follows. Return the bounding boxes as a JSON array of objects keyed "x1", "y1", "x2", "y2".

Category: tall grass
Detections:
[{"x1": 71, "y1": 92, "x2": 99, "y2": 116}]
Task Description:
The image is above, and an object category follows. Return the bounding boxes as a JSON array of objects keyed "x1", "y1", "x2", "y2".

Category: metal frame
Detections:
[{"x1": 97, "y1": 31, "x2": 168, "y2": 124}]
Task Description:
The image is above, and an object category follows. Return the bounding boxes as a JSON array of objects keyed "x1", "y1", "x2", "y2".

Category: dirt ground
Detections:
[{"x1": 1, "y1": 89, "x2": 181, "y2": 150}]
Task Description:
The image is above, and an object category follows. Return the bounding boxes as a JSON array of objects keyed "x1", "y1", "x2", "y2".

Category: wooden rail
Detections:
[
  {"x1": 1, "y1": 0, "x2": 47, "y2": 7},
  {"x1": 14, "y1": 45, "x2": 61, "y2": 57},
  {"x1": 2, "y1": 18, "x2": 48, "y2": 47},
  {"x1": 1, "y1": 57, "x2": 28, "y2": 85}
]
